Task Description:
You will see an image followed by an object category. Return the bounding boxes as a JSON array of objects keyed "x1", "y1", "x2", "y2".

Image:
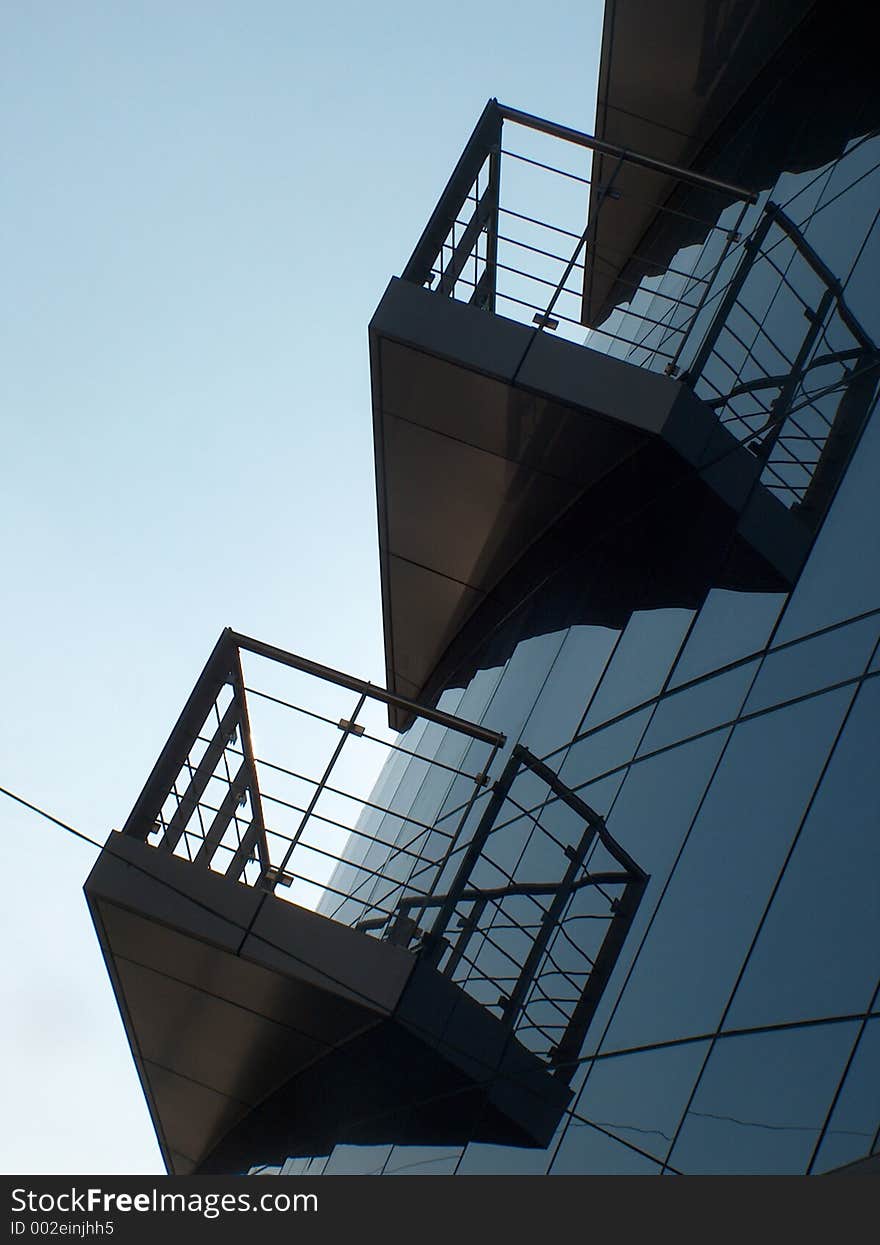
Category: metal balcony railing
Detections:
[
  {"x1": 117, "y1": 628, "x2": 647, "y2": 1077},
  {"x1": 402, "y1": 100, "x2": 880, "y2": 526},
  {"x1": 402, "y1": 100, "x2": 757, "y2": 351}
]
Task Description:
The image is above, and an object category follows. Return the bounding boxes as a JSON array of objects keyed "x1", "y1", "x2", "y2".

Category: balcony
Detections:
[
  {"x1": 370, "y1": 100, "x2": 879, "y2": 715},
  {"x1": 85, "y1": 630, "x2": 647, "y2": 1173}
]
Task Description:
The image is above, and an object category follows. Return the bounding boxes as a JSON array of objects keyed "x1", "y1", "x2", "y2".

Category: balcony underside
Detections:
[
  {"x1": 370, "y1": 280, "x2": 811, "y2": 724},
  {"x1": 85, "y1": 834, "x2": 571, "y2": 1174}
]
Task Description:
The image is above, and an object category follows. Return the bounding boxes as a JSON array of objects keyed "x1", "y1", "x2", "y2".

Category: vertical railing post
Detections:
[
  {"x1": 401, "y1": 100, "x2": 503, "y2": 290},
  {"x1": 421, "y1": 747, "x2": 523, "y2": 965}
]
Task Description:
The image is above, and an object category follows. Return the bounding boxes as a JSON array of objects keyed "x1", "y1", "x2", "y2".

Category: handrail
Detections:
[
  {"x1": 230, "y1": 629, "x2": 506, "y2": 747},
  {"x1": 497, "y1": 101, "x2": 759, "y2": 204}
]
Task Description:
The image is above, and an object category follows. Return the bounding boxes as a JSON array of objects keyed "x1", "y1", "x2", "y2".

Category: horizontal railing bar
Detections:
[
  {"x1": 261, "y1": 795, "x2": 443, "y2": 863},
  {"x1": 266, "y1": 832, "x2": 436, "y2": 899},
  {"x1": 243, "y1": 685, "x2": 487, "y2": 782},
  {"x1": 498, "y1": 101, "x2": 759, "y2": 203},
  {"x1": 495, "y1": 229, "x2": 584, "y2": 269},
  {"x1": 276, "y1": 872, "x2": 401, "y2": 922},
  {"x1": 249, "y1": 752, "x2": 447, "y2": 836},
  {"x1": 230, "y1": 629, "x2": 505, "y2": 747},
  {"x1": 398, "y1": 871, "x2": 632, "y2": 912},
  {"x1": 501, "y1": 146, "x2": 593, "y2": 186},
  {"x1": 496, "y1": 203, "x2": 584, "y2": 241},
  {"x1": 243, "y1": 687, "x2": 342, "y2": 732},
  {"x1": 482, "y1": 255, "x2": 696, "y2": 330},
  {"x1": 450, "y1": 280, "x2": 679, "y2": 356}
]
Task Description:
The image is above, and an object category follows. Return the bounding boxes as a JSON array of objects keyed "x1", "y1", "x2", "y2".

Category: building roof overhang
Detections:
[{"x1": 585, "y1": 0, "x2": 822, "y2": 325}]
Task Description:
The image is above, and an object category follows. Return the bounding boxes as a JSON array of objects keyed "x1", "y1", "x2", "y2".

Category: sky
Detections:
[{"x1": 0, "y1": 0, "x2": 604, "y2": 1174}]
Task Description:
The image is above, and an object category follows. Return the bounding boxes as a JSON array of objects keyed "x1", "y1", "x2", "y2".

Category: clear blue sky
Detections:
[{"x1": 1, "y1": 0, "x2": 604, "y2": 1174}]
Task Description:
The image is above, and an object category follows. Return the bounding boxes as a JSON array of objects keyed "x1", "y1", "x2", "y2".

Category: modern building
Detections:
[{"x1": 85, "y1": 0, "x2": 880, "y2": 1175}]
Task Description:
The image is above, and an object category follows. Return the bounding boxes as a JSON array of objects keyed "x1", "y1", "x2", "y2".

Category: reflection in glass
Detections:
[
  {"x1": 583, "y1": 731, "x2": 732, "y2": 1047},
  {"x1": 573, "y1": 1042, "x2": 709, "y2": 1163},
  {"x1": 670, "y1": 1022, "x2": 859, "y2": 1174},
  {"x1": 456, "y1": 1141, "x2": 555, "y2": 1175},
  {"x1": 577, "y1": 609, "x2": 693, "y2": 731},
  {"x1": 743, "y1": 615, "x2": 879, "y2": 714},
  {"x1": 549, "y1": 1116, "x2": 661, "y2": 1174},
  {"x1": 812, "y1": 1019, "x2": 880, "y2": 1173},
  {"x1": 520, "y1": 624, "x2": 619, "y2": 758},
  {"x1": 602, "y1": 689, "x2": 850, "y2": 1050},
  {"x1": 322, "y1": 1144, "x2": 392, "y2": 1175},
  {"x1": 773, "y1": 402, "x2": 880, "y2": 642},
  {"x1": 669, "y1": 590, "x2": 785, "y2": 687},
  {"x1": 726, "y1": 677, "x2": 880, "y2": 1029},
  {"x1": 381, "y1": 1146, "x2": 463, "y2": 1175},
  {"x1": 639, "y1": 660, "x2": 758, "y2": 753}
]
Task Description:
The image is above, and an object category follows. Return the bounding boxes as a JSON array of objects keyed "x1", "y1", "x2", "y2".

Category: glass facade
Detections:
[{"x1": 265, "y1": 10, "x2": 880, "y2": 1177}]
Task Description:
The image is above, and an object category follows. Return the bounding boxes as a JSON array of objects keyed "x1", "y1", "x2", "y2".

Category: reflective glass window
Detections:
[
  {"x1": 456, "y1": 1140, "x2": 555, "y2": 1175},
  {"x1": 579, "y1": 731, "x2": 732, "y2": 1047},
  {"x1": 726, "y1": 676, "x2": 880, "y2": 1029},
  {"x1": 743, "y1": 614, "x2": 879, "y2": 714},
  {"x1": 479, "y1": 631, "x2": 568, "y2": 739},
  {"x1": 548, "y1": 1116, "x2": 661, "y2": 1174},
  {"x1": 322, "y1": 1144, "x2": 392, "y2": 1174},
  {"x1": 669, "y1": 590, "x2": 785, "y2": 687},
  {"x1": 602, "y1": 688, "x2": 851, "y2": 1050},
  {"x1": 843, "y1": 209, "x2": 880, "y2": 340},
  {"x1": 520, "y1": 624, "x2": 618, "y2": 758},
  {"x1": 669, "y1": 1021, "x2": 859, "y2": 1174},
  {"x1": 380, "y1": 1146, "x2": 463, "y2": 1175},
  {"x1": 559, "y1": 708, "x2": 653, "y2": 806},
  {"x1": 573, "y1": 1041, "x2": 709, "y2": 1164},
  {"x1": 639, "y1": 660, "x2": 759, "y2": 753},
  {"x1": 773, "y1": 400, "x2": 880, "y2": 641},
  {"x1": 812, "y1": 1019, "x2": 880, "y2": 1173},
  {"x1": 804, "y1": 135, "x2": 880, "y2": 300},
  {"x1": 577, "y1": 608, "x2": 693, "y2": 731}
]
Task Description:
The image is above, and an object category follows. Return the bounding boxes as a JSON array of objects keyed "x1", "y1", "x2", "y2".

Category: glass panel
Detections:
[
  {"x1": 669, "y1": 590, "x2": 785, "y2": 687},
  {"x1": 456, "y1": 1140, "x2": 556, "y2": 1175},
  {"x1": 743, "y1": 615, "x2": 879, "y2": 714},
  {"x1": 812, "y1": 1019, "x2": 880, "y2": 1173},
  {"x1": 843, "y1": 209, "x2": 880, "y2": 340},
  {"x1": 669, "y1": 1022, "x2": 859, "y2": 1174},
  {"x1": 803, "y1": 135, "x2": 880, "y2": 299},
  {"x1": 773, "y1": 400, "x2": 880, "y2": 642},
  {"x1": 479, "y1": 631, "x2": 568, "y2": 739},
  {"x1": 577, "y1": 608, "x2": 693, "y2": 731},
  {"x1": 380, "y1": 1146, "x2": 463, "y2": 1175},
  {"x1": 578, "y1": 730, "x2": 732, "y2": 1050},
  {"x1": 548, "y1": 1117, "x2": 661, "y2": 1174},
  {"x1": 573, "y1": 1042, "x2": 710, "y2": 1163},
  {"x1": 638, "y1": 659, "x2": 759, "y2": 753},
  {"x1": 726, "y1": 676, "x2": 880, "y2": 1028},
  {"x1": 601, "y1": 688, "x2": 851, "y2": 1050},
  {"x1": 519, "y1": 624, "x2": 619, "y2": 758},
  {"x1": 322, "y1": 1144, "x2": 392, "y2": 1175},
  {"x1": 559, "y1": 707, "x2": 652, "y2": 795}
]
